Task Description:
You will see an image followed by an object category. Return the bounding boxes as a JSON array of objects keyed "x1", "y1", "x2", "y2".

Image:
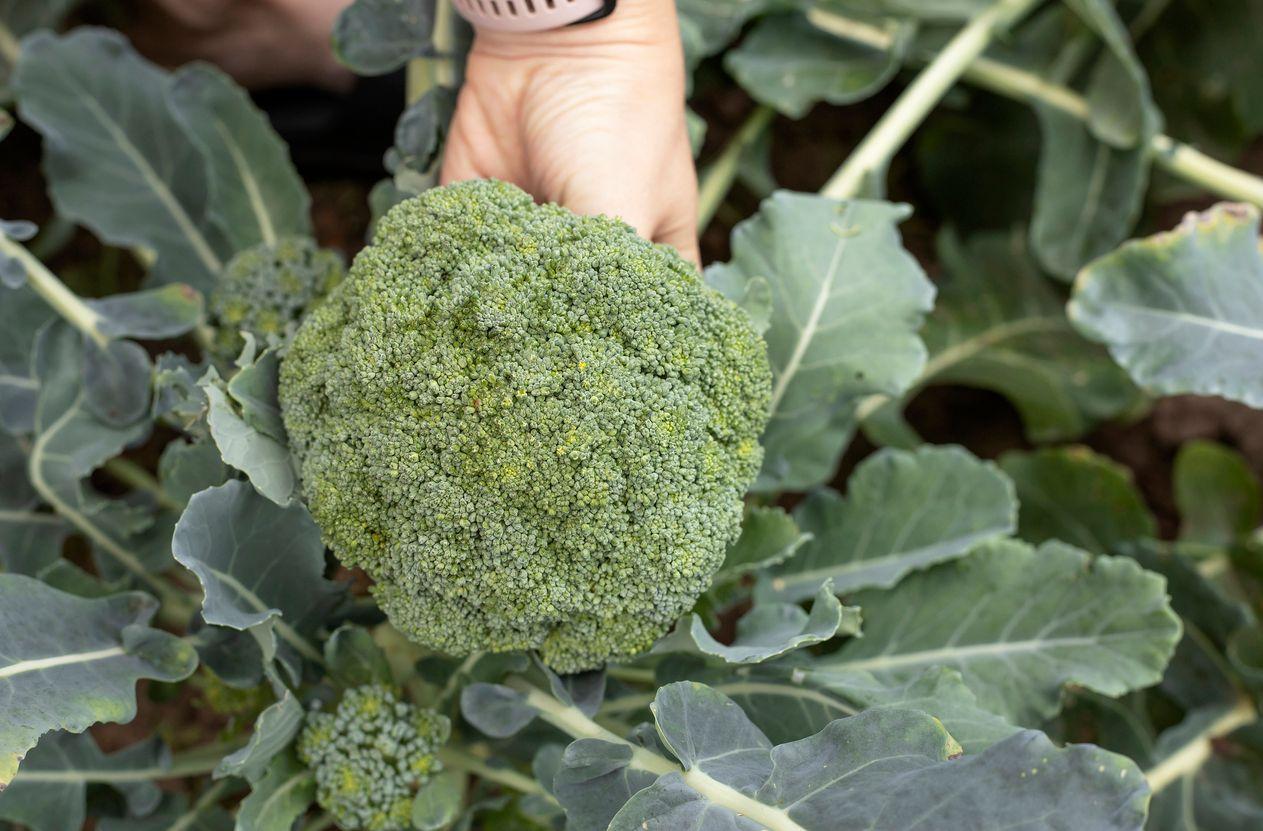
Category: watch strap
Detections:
[{"x1": 451, "y1": 0, "x2": 616, "y2": 32}]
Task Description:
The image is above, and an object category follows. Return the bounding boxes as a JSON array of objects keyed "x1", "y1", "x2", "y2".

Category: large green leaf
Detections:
[
  {"x1": 0, "y1": 575, "x2": 196, "y2": 787},
  {"x1": 0, "y1": 429, "x2": 68, "y2": 575},
  {"x1": 172, "y1": 479, "x2": 343, "y2": 667},
  {"x1": 642, "y1": 658, "x2": 1019, "y2": 752},
  {"x1": 201, "y1": 367, "x2": 297, "y2": 505},
  {"x1": 1030, "y1": 108, "x2": 1149, "y2": 280},
  {"x1": 1069, "y1": 203, "x2": 1263, "y2": 407},
  {"x1": 1061, "y1": 0, "x2": 1161, "y2": 148},
  {"x1": 168, "y1": 64, "x2": 311, "y2": 251},
  {"x1": 14, "y1": 29, "x2": 230, "y2": 290},
  {"x1": 760, "y1": 445, "x2": 1015, "y2": 602},
  {"x1": 0, "y1": 732, "x2": 168, "y2": 831},
  {"x1": 817, "y1": 539, "x2": 1181, "y2": 723},
  {"x1": 235, "y1": 752, "x2": 313, "y2": 831},
  {"x1": 1173, "y1": 440, "x2": 1262, "y2": 547},
  {"x1": 868, "y1": 230, "x2": 1140, "y2": 443},
  {"x1": 0, "y1": 284, "x2": 55, "y2": 433},
  {"x1": 561, "y1": 682, "x2": 1149, "y2": 831},
  {"x1": 27, "y1": 323, "x2": 161, "y2": 582},
  {"x1": 725, "y1": 13, "x2": 908, "y2": 119},
  {"x1": 333, "y1": 0, "x2": 435, "y2": 75},
  {"x1": 0, "y1": 0, "x2": 77, "y2": 95},
  {"x1": 662, "y1": 583, "x2": 860, "y2": 664},
  {"x1": 706, "y1": 192, "x2": 933, "y2": 492},
  {"x1": 1000, "y1": 446, "x2": 1156, "y2": 554}
]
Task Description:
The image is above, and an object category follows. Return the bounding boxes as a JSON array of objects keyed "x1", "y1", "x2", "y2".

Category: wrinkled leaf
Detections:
[
  {"x1": 818, "y1": 539, "x2": 1181, "y2": 723},
  {"x1": 201, "y1": 371, "x2": 297, "y2": 504},
  {"x1": 1174, "y1": 440, "x2": 1262, "y2": 547},
  {"x1": 706, "y1": 192, "x2": 933, "y2": 492},
  {"x1": 762, "y1": 445, "x2": 1015, "y2": 601},
  {"x1": 667, "y1": 583, "x2": 860, "y2": 664},
  {"x1": 715, "y1": 506, "x2": 808, "y2": 584},
  {"x1": 168, "y1": 63, "x2": 311, "y2": 250},
  {"x1": 87, "y1": 284, "x2": 203, "y2": 340},
  {"x1": 0, "y1": 732, "x2": 168, "y2": 831},
  {"x1": 0, "y1": 575, "x2": 197, "y2": 787},
  {"x1": 172, "y1": 480, "x2": 342, "y2": 661},
  {"x1": 726, "y1": 13, "x2": 908, "y2": 119},
  {"x1": 15, "y1": 29, "x2": 230, "y2": 290},
  {"x1": 234, "y1": 752, "x2": 313, "y2": 831},
  {"x1": 1000, "y1": 446, "x2": 1156, "y2": 554},
  {"x1": 81, "y1": 338, "x2": 151, "y2": 428},
  {"x1": 333, "y1": 0, "x2": 435, "y2": 75},
  {"x1": 1069, "y1": 203, "x2": 1263, "y2": 407}
]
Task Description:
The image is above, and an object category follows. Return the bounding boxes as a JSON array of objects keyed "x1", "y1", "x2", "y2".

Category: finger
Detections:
[{"x1": 655, "y1": 219, "x2": 701, "y2": 271}]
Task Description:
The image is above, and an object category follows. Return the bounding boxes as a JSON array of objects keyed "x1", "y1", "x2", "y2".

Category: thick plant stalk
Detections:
[
  {"x1": 1144, "y1": 697, "x2": 1257, "y2": 793},
  {"x1": 0, "y1": 235, "x2": 108, "y2": 348},
  {"x1": 438, "y1": 745, "x2": 552, "y2": 798},
  {"x1": 407, "y1": 0, "x2": 459, "y2": 103},
  {"x1": 808, "y1": 8, "x2": 1263, "y2": 207},
  {"x1": 506, "y1": 678, "x2": 811, "y2": 831},
  {"x1": 697, "y1": 105, "x2": 775, "y2": 229},
  {"x1": 821, "y1": 0, "x2": 1042, "y2": 199}
]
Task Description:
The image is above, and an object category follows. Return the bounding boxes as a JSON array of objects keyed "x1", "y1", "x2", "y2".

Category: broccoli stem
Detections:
[
  {"x1": 505, "y1": 678, "x2": 811, "y2": 831},
  {"x1": 808, "y1": 7, "x2": 1263, "y2": 207},
  {"x1": 6, "y1": 741, "x2": 245, "y2": 784},
  {"x1": 696, "y1": 105, "x2": 775, "y2": 230},
  {"x1": 101, "y1": 457, "x2": 185, "y2": 511},
  {"x1": 1144, "y1": 696, "x2": 1257, "y2": 794},
  {"x1": 821, "y1": 0, "x2": 1042, "y2": 199},
  {"x1": 437, "y1": 745, "x2": 552, "y2": 799},
  {"x1": 406, "y1": 0, "x2": 458, "y2": 104},
  {"x1": 0, "y1": 235, "x2": 109, "y2": 348}
]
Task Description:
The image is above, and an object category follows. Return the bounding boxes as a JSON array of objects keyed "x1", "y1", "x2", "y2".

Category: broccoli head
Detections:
[
  {"x1": 279, "y1": 179, "x2": 771, "y2": 672},
  {"x1": 209, "y1": 236, "x2": 343, "y2": 359},
  {"x1": 297, "y1": 684, "x2": 450, "y2": 831}
]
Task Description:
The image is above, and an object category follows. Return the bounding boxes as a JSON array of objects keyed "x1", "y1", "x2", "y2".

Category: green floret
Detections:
[
  {"x1": 209, "y1": 236, "x2": 343, "y2": 359},
  {"x1": 297, "y1": 685, "x2": 450, "y2": 831},
  {"x1": 279, "y1": 179, "x2": 772, "y2": 672}
]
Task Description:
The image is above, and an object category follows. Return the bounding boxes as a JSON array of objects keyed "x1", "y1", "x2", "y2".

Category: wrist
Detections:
[{"x1": 469, "y1": 0, "x2": 679, "y2": 58}]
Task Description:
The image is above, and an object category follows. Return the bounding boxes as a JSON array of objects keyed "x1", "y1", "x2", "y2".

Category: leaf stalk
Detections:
[
  {"x1": 821, "y1": 0, "x2": 1042, "y2": 200},
  {"x1": 697, "y1": 105, "x2": 776, "y2": 230},
  {"x1": 506, "y1": 678, "x2": 810, "y2": 831},
  {"x1": 0, "y1": 235, "x2": 108, "y2": 348},
  {"x1": 808, "y1": 8, "x2": 1263, "y2": 207},
  {"x1": 1144, "y1": 697, "x2": 1257, "y2": 794}
]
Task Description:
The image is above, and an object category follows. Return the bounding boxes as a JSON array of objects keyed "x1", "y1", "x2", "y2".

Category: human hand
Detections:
[{"x1": 441, "y1": 0, "x2": 700, "y2": 267}]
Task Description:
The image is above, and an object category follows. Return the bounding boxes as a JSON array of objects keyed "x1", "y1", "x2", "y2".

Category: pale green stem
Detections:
[
  {"x1": 0, "y1": 19, "x2": 19, "y2": 66},
  {"x1": 821, "y1": 0, "x2": 1042, "y2": 199},
  {"x1": 1128, "y1": 0, "x2": 1174, "y2": 39},
  {"x1": 697, "y1": 105, "x2": 776, "y2": 230},
  {"x1": 1144, "y1": 697, "x2": 1257, "y2": 794},
  {"x1": 506, "y1": 679, "x2": 809, "y2": 831},
  {"x1": 0, "y1": 235, "x2": 108, "y2": 348},
  {"x1": 406, "y1": 0, "x2": 458, "y2": 103},
  {"x1": 808, "y1": 8, "x2": 1263, "y2": 207},
  {"x1": 29, "y1": 446, "x2": 196, "y2": 623},
  {"x1": 438, "y1": 651, "x2": 483, "y2": 706},
  {"x1": 438, "y1": 745, "x2": 551, "y2": 799},
  {"x1": 169, "y1": 778, "x2": 237, "y2": 831},
  {"x1": 10, "y1": 741, "x2": 243, "y2": 784},
  {"x1": 102, "y1": 457, "x2": 184, "y2": 511},
  {"x1": 606, "y1": 665, "x2": 656, "y2": 686}
]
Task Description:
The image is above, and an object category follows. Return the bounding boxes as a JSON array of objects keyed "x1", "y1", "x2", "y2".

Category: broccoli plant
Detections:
[{"x1": 0, "y1": 1, "x2": 1262, "y2": 831}]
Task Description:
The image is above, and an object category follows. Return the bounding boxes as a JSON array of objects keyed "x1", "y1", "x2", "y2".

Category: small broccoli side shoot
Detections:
[
  {"x1": 297, "y1": 684, "x2": 450, "y2": 831},
  {"x1": 209, "y1": 236, "x2": 343, "y2": 360},
  {"x1": 280, "y1": 179, "x2": 772, "y2": 672}
]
